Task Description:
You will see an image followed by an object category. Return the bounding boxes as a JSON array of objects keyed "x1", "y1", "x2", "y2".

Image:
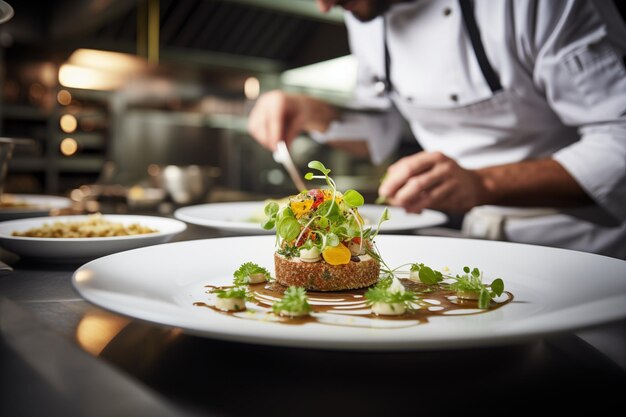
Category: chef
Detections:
[{"x1": 247, "y1": 0, "x2": 626, "y2": 260}]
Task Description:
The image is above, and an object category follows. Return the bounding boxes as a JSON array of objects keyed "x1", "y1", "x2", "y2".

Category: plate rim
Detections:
[
  {"x1": 0, "y1": 193, "x2": 72, "y2": 213},
  {"x1": 174, "y1": 201, "x2": 448, "y2": 232}
]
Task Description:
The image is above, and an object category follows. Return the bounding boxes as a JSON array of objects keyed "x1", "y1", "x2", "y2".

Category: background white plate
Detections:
[
  {"x1": 72, "y1": 235, "x2": 626, "y2": 350},
  {"x1": 174, "y1": 202, "x2": 447, "y2": 234},
  {"x1": 0, "y1": 214, "x2": 187, "y2": 262},
  {"x1": 0, "y1": 194, "x2": 72, "y2": 220}
]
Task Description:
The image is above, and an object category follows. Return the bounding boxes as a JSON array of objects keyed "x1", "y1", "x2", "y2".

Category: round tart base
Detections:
[{"x1": 274, "y1": 253, "x2": 380, "y2": 291}]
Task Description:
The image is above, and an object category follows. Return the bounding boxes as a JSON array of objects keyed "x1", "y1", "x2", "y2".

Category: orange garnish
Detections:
[{"x1": 322, "y1": 243, "x2": 351, "y2": 265}]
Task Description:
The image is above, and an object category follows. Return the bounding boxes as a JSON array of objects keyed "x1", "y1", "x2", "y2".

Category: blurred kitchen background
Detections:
[{"x1": 0, "y1": 0, "x2": 420, "y2": 212}]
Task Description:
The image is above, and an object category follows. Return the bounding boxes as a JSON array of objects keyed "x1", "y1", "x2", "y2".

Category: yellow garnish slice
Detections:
[
  {"x1": 290, "y1": 199, "x2": 313, "y2": 218},
  {"x1": 322, "y1": 243, "x2": 351, "y2": 265}
]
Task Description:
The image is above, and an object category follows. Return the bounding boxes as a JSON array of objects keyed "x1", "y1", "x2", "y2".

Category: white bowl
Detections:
[{"x1": 0, "y1": 214, "x2": 187, "y2": 262}]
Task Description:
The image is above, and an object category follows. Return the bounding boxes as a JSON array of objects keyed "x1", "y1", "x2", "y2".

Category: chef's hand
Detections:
[
  {"x1": 247, "y1": 90, "x2": 340, "y2": 152},
  {"x1": 378, "y1": 151, "x2": 489, "y2": 213}
]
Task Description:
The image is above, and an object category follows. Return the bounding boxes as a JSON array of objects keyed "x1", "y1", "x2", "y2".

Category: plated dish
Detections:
[
  {"x1": 0, "y1": 214, "x2": 187, "y2": 262},
  {"x1": 72, "y1": 234, "x2": 626, "y2": 350},
  {"x1": 0, "y1": 194, "x2": 72, "y2": 220},
  {"x1": 174, "y1": 202, "x2": 447, "y2": 234}
]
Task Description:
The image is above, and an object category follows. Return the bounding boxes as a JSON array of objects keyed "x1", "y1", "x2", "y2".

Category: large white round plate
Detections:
[
  {"x1": 0, "y1": 215, "x2": 187, "y2": 262},
  {"x1": 174, "y1": 202, "x2": 447, "y2": 234},
  {"x1": 0, "y1": 194, "x2": 72, "y2": 220},
  {"x1": 72, "y1": 235, "x2": 626, "y2": 350}
]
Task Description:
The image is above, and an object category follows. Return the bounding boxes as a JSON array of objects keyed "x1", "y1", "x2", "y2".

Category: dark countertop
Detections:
[{"x1": 1, "y1": 222, "x2": 625, "y2": 417}]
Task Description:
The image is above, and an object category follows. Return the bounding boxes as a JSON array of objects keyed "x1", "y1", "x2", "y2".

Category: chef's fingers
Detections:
[
  {"x1": 247, "y1": 103, "x2": 266, "y2": 146},
  {"x1": 247, "y1": 90, "x2": 293, "y2": 151},
  {"x1": 266, "y1": 99, "x2": 287, "y2": 152},
  {"x1": 405, "y1": 180, "x2": 457, "y2": 214},
  {"x1": 284, "y1": 113, "x2": 304, "y2": 147},
  {"x1": 378, "y1": 152, "x2": 442, "y2": 199},
  {"x1": 391, "y1": 160, "x2": 452, "y2": 206}
]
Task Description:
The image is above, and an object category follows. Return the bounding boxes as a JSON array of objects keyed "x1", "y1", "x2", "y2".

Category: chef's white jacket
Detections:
[{"x1": 312, "y1": 0, "x2": 626, "y2": 259}]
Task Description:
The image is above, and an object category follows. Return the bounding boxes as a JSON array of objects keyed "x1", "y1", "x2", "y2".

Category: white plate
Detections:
[
  {"x1": 174, "y1": 202, "x2": 447, "y2": 234},
  {"x1": 0, "y1": 194, "x2": 72, "y2": 220},
  {"x1": 72, "y1": 235, "x2": 626, "y2": 350},
  {"x1": 0, "y1": 215, "x2": 187, "y2": 262}
]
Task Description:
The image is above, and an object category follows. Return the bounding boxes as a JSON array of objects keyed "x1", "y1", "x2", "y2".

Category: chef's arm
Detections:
[
  {"x1": 476, "y1": 158, "x2": 592, "y2": 207},
  {"x1": 378, "y1": 151, "x2": 593, "y2": 215},
  {"x1": 247, "y1": 91, "x2": 341, "y2": 152},
  {"x1": 247, "y1": 90, "x2": 404, "y2": 164},
  {"x1": 528, "y1": 0, "x2": 626, "y2": 222}
]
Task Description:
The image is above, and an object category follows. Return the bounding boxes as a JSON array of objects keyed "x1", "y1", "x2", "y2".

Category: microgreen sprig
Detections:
[
  {"x1": 448, "y1": 266, "x2": 504, "y2": 309},
  {"x1": 212, "y1": 286, "x2": 254, "y2": 302},
  {"x1": 410, "y1": 263, "x2": 505, "y2": 309},
  {"x1": 233, "y1": 262, "x2": 272, "y2": 285},
  {"x1": 410, "y1": 263, "x2": 444, "y2": 285},
  {"x1": 261, "y1": 160, "x2": 390, "y2": 256},
  {"x1": 272, "y1": 286, "x2": 312, "y2": 316},
  {"x1": 365, "y1": 278, "x2": 419, "y2": 311}
]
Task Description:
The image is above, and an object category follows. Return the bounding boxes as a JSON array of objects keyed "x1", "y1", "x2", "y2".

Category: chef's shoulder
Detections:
[{"x1": 500, "y1": 0, "x2": 626, "y2": 60}]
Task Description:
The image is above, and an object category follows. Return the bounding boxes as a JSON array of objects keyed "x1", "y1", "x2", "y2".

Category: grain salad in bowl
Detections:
[
  {"x1": 11, "y1": 213, "x2": 158, "y2": 238},
  {"x1": 0, "y1": 214, "x2": 186, "y2": 261}
]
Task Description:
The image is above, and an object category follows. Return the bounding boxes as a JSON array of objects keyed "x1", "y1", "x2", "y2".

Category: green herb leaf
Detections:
[
  {"x1": 376, "y1": 275, "x2": 393, "y2": 289},
  {"x1": 277, "y1": 206, "x2": 295, "y2": 221},
  {"x1": 213, "y1": 286, "x2": 248, "y2": 300},
  {"x1": 264, "y1": 202, "x2": 279, "y2": 217},
  {"x1": 371, "y1": 207, "x2": 390, "y2": 239},
  {"x1": 233, "y1": 262, "x2": 272, "y2": 285},
  {"x1": 326, "y1": 232, "x2": 339, "y2": 247},
  {"x1": 317, "y1": 200, "x2": 340, "y2": 220},
  {"x1": 307, "y1": 161, "x2": 330, "y2": 175},
  {"x1": 490, "y1": 278, "x2": 504, "y2": 297},
  {"x1": 380, "y1": 207, "x2": 390, "y2": 222},
  {"x1": 261, "y1": 218, "x2": 275, "y2": 230},
  {"x1": 343, "y1": 189, "x2": 364, "y2": 208},
  {"x1": 277, "y1": 244, "x2": 300, "y2": 259},
  {"x1": 478, "y1": 288, "x2": 491, "y2": 309},
  {"x1": 418, "y1": 265, "x2": 443, "y2": 285},
  {"x1": 365, "y1": 286, "x2": 418, "y2": 306},
  {"x1": 304, "y1": 172, "x2": 314, "y2": 180},
  {"x1": 272, "y1": 286, "x2": 312, "y2": 315},
  {"x1": 277, "y1": 217, "x2": 300, "y2": 241}
]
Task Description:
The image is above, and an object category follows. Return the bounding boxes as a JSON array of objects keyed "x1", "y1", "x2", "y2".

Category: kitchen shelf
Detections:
[
  {"x1": 55, "y1": 156, "x2": 105, "y2": 172},
  {"x1": 1, "y1": 92, "x2": 110, "y2": 193},
  {"x1": 55, "y1": 133, "x2": 105, "y2": 150},
  {"x1": 7, "y1": 158, "x2": 49, "y2": 171},
  {"x1": 1, "y1": 104, "x2": 51, "y2": 121}
]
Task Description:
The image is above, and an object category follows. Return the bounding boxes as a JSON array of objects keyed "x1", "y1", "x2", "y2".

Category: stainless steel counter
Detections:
[{"x1": 1, "y1": 223, "x2": 624, "y2": 417}]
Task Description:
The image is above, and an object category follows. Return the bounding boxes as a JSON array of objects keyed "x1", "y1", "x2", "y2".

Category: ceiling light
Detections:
[
  {"x1": 59, "y1": 49, "x2": 147, "y2": 91},
  {"x1": 281, "y1": 55, "x2": 357, "y2": 96},
  {"x1": 59, "y1": 114, "x2": 78, "y2": 133},
  {"x1": 60, "y1": 138, "x2": 78, "y2": 156}
]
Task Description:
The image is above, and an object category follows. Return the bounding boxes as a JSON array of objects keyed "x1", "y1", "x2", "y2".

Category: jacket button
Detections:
[
  {"x1": 374, "y1": 80, "x2": 386, "y2": 96},
  {"x1": 450, "y1": 93, "x2": 459, "y2": 102},
  {"x1": 443, "y1": 7, "x2": 452, "y2": 16}
]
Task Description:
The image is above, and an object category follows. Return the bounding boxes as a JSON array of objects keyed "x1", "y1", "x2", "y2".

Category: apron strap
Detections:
[
  {"x1": 458, "y1": 0, "x2": 503, "y2": 93},
  {"x1": 383, "y1": 15, "x2": 393, "y2": 94}
]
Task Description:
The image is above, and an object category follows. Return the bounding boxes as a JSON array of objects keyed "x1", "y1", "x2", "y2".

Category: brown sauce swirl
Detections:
[{"x1": 194, "y1": 278, "x2": 513, "y2": 329}]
